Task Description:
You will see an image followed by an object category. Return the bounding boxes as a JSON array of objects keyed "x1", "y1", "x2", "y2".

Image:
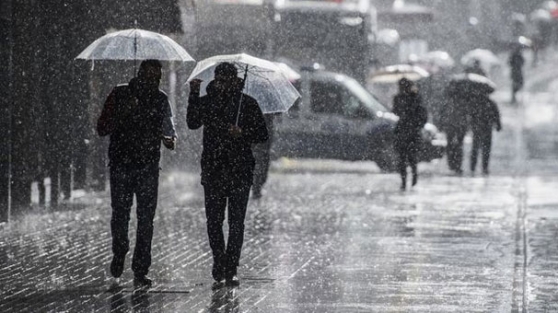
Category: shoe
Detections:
[
  {"x1": 212, "y1": 262, "x2": 225, "y2": 283},
  {"x1": 133, "y1": 275, "x2": 153, "y2": 289},
  {"x1": 110, "y1": 255, "x2": 126, "y2": 278},
  {"x1": 412, "y1": 174, "x2": 418, "y2": 186},
  {"x1": 225, "y1": 275, "x2": 240, "y2": 287}
]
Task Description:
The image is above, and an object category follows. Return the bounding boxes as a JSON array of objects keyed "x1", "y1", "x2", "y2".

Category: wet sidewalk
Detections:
[{"x1": 0, "y1": 165, "x2": 535, "y2": 312}]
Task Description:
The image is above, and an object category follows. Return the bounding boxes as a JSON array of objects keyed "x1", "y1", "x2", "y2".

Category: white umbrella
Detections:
[
  {"x1": 461, "y1": 49, "x2": 500, "y2": 68},
  {"x1": 76, "y1": 28, "x2": 194, "y2": 62},
  {"x1": 187, "y1": 53, "x2": 301, "y2": 117},
  {"x1": 417, "y1": 51, "x2": 455, "y2": 69},
  {"x1": 369, "y1": 64, "x2": 430, "y2": 83}
]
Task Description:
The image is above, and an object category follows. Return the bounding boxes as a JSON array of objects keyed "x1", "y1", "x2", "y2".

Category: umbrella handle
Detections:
[{"x1": 235, "y1": 65, "x2": 249, "y2": 126}]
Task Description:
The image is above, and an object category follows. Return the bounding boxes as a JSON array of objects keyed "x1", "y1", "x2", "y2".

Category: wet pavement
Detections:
[{"x1": 2, "y1": 52, "x2": 558, "y2": 312}]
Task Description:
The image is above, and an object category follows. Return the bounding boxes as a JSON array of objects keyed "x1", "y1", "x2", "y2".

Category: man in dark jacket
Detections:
[
  {"x1": 392, "y1": 78, "x2": 427, "y2": 191},
  {"x1": 97, "y1": 60, "x2": 176, "y2": 288},
  {"x1": 469, "y1": 95, "x2": 502, "y2": 175},
  {"x1": 187, "y1": 62, "x2": 268, "y2": 286}
]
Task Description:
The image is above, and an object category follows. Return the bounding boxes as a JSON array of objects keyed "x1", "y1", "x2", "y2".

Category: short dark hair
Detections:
[
  {"x1": 215, "y1": 62, "x2": 238, "y2": 77},
  {"x1": 138, "y1": 59, "x2": 162, "y2": 77}
]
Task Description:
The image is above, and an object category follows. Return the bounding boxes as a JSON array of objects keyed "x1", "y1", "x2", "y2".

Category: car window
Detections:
[
  {"x1": 344, "y1": 78, "x2": 388, "y2": 113},
  {"x1": 310, "y1": 81, "x2": 344, "y2": 114},
  {"x1": 342, "y1": 93, "x2": 371, "y2": 119}
]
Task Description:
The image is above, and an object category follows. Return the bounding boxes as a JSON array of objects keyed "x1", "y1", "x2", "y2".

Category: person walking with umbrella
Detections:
[
  {"x1": 97, "y1": 59, "x2": 177, "y2": 288},
  {"x1": 469, "y1": 94, "x2": 502, "y2": 175},
  {"x1": 392, "y1": 78, "x2": 428, "y2": 191},
  {"x1": 187, "y1": 62, "x2": 269, "y2": 287}
]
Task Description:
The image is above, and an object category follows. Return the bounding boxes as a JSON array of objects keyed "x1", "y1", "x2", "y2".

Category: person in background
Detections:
[
  {"x1": 97, "y1": 59, "x2": 176, "y2": 289},
  {"x1": 392, "y1": 78, "x2": 427, "y2": 191},
  {"x1": 469, "y1": 94, "x2": 502, "y2": 175},
  {"x1": 187, "y1": 62, "x2": 268, "y2": 287},
  {"x1": 509, "y1": 46, "x2": 525, "y2": 103}
]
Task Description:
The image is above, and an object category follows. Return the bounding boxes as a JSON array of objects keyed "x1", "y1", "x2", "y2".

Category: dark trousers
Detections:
[
  {"x1": 203, "y1": 184, "x2": 251, "y2": 273},
  {"x1": 446, "y1": 128, "x2": 466, "y2": 172},
  {"x1": 396, "y1": 140, "x2": 418, "y2": 184},
  {"x1": 470, "y1": 129, "x2": 493, "y2": 173},
  {"x1": 110, "y1": 163, "x2": 159, "y2": 277}
]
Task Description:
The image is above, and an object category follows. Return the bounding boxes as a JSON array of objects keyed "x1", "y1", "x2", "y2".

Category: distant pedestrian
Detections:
[
  {"x1": 509, "y1": 47, "x2": 525, "y2": 103},
  {"x1": 469, "y1": 94, "x2": 502, "y2": 175},
  {"x1": 97, "y1": 60, "x2": 177, "y2": 288},
  {"x1": 440, "y1": 82, "x2": 470, "y2": 175},
  {"x1": 392, "y1": 78, "x2": 427, "y2": 191},
  {"x1": 465, "y1": 59, "x2": 486, "y2": 76},
  {"x1": 252, "y1": 114, "x2": 276, "y2": 199},
  {"x1": 187, "y1": 62, "x2": 268, "y2": 287}
]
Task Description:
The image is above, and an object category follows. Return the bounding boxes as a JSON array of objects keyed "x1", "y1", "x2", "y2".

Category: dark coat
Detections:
[
  {"x1": 469, "y1": 95, "x2": 501, "y2": 133},
  {"x1": 97, "y1": 77, "x2": 171, "y2": 166},
  {"x1": 392, "y1": 92, "x2": 427, "y2": 150},
  {"x1": 187, "y1": 81, "x2": 269, "y2": 190}
]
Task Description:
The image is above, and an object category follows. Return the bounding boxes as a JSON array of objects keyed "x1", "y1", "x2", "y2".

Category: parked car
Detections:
[{"x1": 271, "y1": 68, "x2": 446, "y2": 171}]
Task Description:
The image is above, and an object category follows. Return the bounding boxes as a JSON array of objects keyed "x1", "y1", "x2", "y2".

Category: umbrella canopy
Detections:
[
  {"x1": 448, "y1": 73, "x2": 496, "y2": 95},
  {"x1": 417, "y1": 51, "x2": 455, "y2": 69},
  {"x1": 187, "y1": 53, "x2": 301, "y2": 114},
  {"x1": 369, "y1": 64, "x2": 430, "y2": 83},
  {"x1": 461, "y1": 49, "x2": 500, "y2": 68},
  {"x1": 75, "y1": 28, "x2": 194, "y2": 62}
]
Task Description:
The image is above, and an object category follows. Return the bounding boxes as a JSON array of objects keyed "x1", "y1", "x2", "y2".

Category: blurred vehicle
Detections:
[
  {"x1": 194, "y1": 0, "x2": 378, "y2": 84},
  {"x1": 273, "y1": 0, "x2": 377, "y2": 83},
  {"x1": 194, "y1": 0, "x2": 273, "y2": 59},
  {"x1": 272, "y1": 68, "x2": 446, "y2": 171}
]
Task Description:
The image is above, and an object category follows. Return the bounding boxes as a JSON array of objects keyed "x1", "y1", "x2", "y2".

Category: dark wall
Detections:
[{"x1": 2, "y1": 0, "x2": 182, "y2": 219}]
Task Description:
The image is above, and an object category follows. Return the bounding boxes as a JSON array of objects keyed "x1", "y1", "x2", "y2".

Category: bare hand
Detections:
[
  {"x1": 229, "y1": 125, "x2": 242, "y2": 138},
  {"x1": 189, "y1": 79, "x2": 203, "y2": 94},
  {"x1": 162, "y1": 136, "x2": 176, "y2": 150}
]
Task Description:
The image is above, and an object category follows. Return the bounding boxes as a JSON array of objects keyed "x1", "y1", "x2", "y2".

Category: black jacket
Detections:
[
  {"x1": 470, "y1": 95, "x2": 501, "y2": 132},
  {"x1": 187, "y1": 81, "x2": 268, "y2": 189},
  {"x1": 97, "y1": 77, "x2": 172, "y2": 166},
  {"x1": 392, "y1": 92, "x2": 427, "y2": 143}
]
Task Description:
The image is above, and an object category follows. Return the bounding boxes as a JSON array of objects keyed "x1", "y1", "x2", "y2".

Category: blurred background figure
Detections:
[
  {"x1": 465, "y1": 59, "x2": 487, "y2": 76},
  {"x1": 469, "y1": 94, "x2": 502, "y2": 176},
  {"x1": 392, "y1": 78, "x2": 427, "y2": 191},
  {"x1": 509, "y1": 46, "x2": 525, "y2": 103}
]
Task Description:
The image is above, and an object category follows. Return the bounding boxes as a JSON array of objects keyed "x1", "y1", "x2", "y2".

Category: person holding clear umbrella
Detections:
[
  {"x1": 97, "y1": 60, "x2": 176, "y2": 288},
  {"x1": 187, "y1": 62, "x2": 269, "y2": 287}
]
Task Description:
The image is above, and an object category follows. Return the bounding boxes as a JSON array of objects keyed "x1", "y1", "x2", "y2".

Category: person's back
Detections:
[
  {"x1": 393, "y1": 92, "x2": 426, "y2": 140},
  {"x1": 102, "y1": 79, "x2": 168, "y2": 166},
  {"x1": 470, "y1": 95, "x2": 501, "y2": 132}
]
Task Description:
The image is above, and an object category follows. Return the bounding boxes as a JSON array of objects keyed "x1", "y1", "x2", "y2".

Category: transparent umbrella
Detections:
[
  {"x1": 75, "y1": 28, "x2": 195, "y2": 67},
  {"x1": 187, "y1": 53, "x2": 301, "y2": 118}
]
